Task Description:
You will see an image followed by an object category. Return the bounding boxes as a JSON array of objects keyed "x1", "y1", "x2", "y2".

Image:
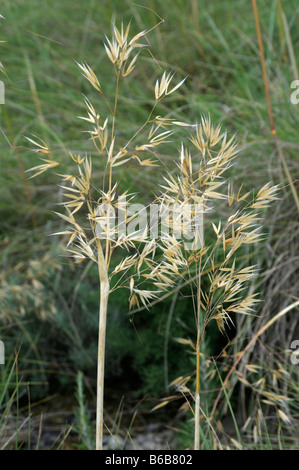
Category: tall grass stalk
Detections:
[
  {"x1": 27, "y1": 17, "x2": 279, "y2": 450},
  {"x1": 96, "y1": 242, "x2": 109, "y2": 449},
  {"x1": 27, "y1": 19, "x2": 187, "y2": 449},
  {"x1": 151, "y1": 117, "x2": 278, "y2": 448},
  {"x1": 195, "y1": 231, "x2": 203, "y2": 450}
]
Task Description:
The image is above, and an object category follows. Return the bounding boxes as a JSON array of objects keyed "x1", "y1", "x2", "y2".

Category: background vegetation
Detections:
[{"x1": 0, "y1": 0, "x2": 298, "y2": 449}]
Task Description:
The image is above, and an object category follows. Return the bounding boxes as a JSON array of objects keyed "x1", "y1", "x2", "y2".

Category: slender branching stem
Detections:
[
  {"x1": 105, "y1": 71, "x2": 120, "y2": 264},
  {"x1": 194, "y1": 255, "x2": 202, "y2": 450},
  {"x1": 124, "y1": 102, "x2": 157, "y2": 150},
  {"x1": 111, "y1": 71, "x2": 121, "y2": 142},
  {"x1": 96, "y1": 240, "x2": 109, "y2": 450},
  {"x1": 194, "y1": 208, "x2": 204, "y2": 450}
]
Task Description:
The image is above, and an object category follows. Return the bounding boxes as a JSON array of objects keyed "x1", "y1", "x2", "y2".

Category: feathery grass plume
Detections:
[
  {"x1": 27, "y1": 18, "x2": 190, "y2": 450},
  {"x1": 26, "y1": 16, "x2": 278, "y2": 450},
  {"x1": 153, "y1": 115, "x2": 278, "y2": 449}
]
